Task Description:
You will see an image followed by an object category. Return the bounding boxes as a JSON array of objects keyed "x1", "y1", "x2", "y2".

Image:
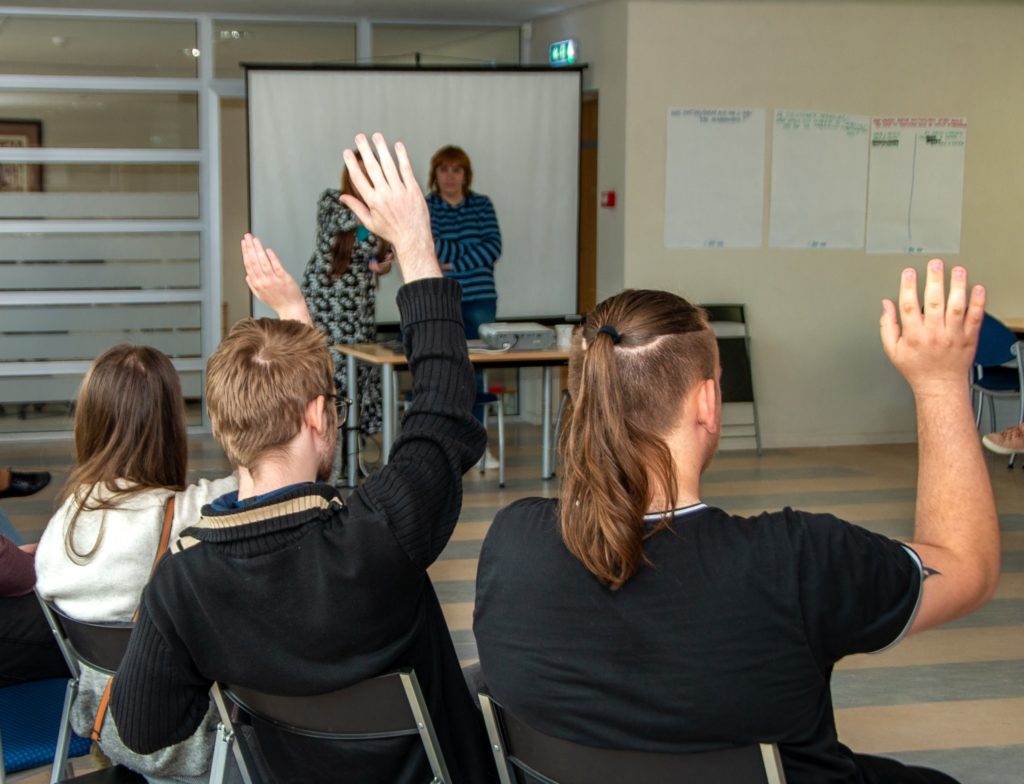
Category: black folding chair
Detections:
[
  {"x1": 35, "y1": 595, "x2": 145, "y2": 784},
  {"x1": 208, "y1": 668, "x2": 450, "y2": 784},
  {"x1": 478, "y1": 691, "x2": 786, "y2": 784}
]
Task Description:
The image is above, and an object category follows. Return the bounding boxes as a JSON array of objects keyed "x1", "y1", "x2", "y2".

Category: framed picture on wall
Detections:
[{"x1": 0, "y1": 119, "x2": 43, "y2": 192}]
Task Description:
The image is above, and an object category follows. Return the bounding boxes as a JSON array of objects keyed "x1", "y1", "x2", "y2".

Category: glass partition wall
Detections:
[{"x1": 0, "y1": 9, "x2": 516, "y2": 435}]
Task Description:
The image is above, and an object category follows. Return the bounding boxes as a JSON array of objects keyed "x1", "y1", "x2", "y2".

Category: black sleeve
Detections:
[
  {"x1": 787, "y1": 508, "x2": 922, "y2": 666},
  {"x1": 110, "y1": 588, "x2": 211, "y2": 754},
  {"x1": 353, "y1": 276, "x2": 486, "y2": 569}
]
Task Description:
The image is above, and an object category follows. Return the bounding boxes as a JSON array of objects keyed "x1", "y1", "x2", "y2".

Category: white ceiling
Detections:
[{"x1": 2, "y1": 0, "x2": 603, "y2": 24}]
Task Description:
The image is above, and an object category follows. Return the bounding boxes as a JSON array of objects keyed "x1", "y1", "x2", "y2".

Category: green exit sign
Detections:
[{"x1": 549, "y1": 39, "x2": 577, "y2": 66}]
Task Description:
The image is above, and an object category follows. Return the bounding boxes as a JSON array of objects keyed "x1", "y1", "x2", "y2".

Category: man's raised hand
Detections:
[
  {"x1": 241, "y1": 233, "x2": 311, "y2": 325},
  {"x1": 879, "y1": 258, "x2": 985, "y2": 397},
  {"x1": 339, "y1": 133, "x2": 441, "y2": 283}
]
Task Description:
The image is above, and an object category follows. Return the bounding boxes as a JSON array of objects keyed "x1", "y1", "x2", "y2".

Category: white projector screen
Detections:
[{"x1": 246, "y1": 67, "x2": 582, "y2": 325}]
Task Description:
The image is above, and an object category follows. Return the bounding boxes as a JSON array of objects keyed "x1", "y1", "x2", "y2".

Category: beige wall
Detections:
[
  {"x1": 529, "y1": 0, "x2": 628, "y2": 301},
  {"x1": 533, "y1": 0, "x2": 1024, "y2": 445},
  {"x1": 220, "y1": 98, "x2": 251, "y2": 335}
]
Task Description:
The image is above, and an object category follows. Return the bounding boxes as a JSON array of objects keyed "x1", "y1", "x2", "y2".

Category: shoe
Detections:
[
  {"x1": 477, "y1": 449, "x2": 501, "y2": 471},
  {"x1": 982, "y1": 423, "x2": 1024, "y2": 455},
  {"x1": 0, "y1": 469, "x2": 51, "y2": 499}
]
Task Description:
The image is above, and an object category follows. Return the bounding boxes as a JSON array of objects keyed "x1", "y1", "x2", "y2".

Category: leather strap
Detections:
[{"x1": 91, "y1": 496, "x2": 175, "y2": 742}]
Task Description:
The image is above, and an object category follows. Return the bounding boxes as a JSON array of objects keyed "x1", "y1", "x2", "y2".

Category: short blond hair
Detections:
[{"x1": 206, "y1": 318, "x2": 335, "y2": 468}]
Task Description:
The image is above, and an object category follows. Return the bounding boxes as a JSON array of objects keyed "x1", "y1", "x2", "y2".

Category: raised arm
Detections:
[
  {"x1": 340, "y1": 134, "x2": 442, "y2": 284},
  {"x1": 340, "y1": 134, "x2": 485, "y2": 567},
  {"x1": 241, "y1": 233, "x2": 312, "y2": 325},
  {"x1": 880, "y1": 259, "x2": 1000, "y2": 633}
]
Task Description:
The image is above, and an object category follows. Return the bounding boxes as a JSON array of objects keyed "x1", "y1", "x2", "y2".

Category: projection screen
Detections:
[{"x1": 247, "y1": 66, "x2": 582, "y2": 324}]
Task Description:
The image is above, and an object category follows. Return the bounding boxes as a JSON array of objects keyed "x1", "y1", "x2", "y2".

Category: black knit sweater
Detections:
[{"x1": 110, "y1": 277, "x2": 495, "y2": 783}]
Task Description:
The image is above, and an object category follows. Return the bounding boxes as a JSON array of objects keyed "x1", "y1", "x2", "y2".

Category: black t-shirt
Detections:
[{"x1": 473, "y1": 499, "x2": 922, "y2": 784}]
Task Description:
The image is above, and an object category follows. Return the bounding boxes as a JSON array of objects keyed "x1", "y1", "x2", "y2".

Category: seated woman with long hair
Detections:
[{"x1": 35, "y1": 346, "x2": 236, "y2": 783}]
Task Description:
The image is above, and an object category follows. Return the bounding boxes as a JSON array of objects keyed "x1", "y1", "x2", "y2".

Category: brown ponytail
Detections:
[{"x1": 558, "y1": 290, "x2": 717, "y2": 589}]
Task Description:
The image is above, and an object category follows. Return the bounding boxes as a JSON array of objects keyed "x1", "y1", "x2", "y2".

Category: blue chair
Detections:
[
  {"x1": 972, "y1": 315, "x2": 1023, "y2": 451},
  {"x1": 0, "y1": 678, "x2": 91, "y2": 782}
]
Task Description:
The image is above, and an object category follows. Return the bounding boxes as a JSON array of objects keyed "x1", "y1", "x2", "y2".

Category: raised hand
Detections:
[
  {"x1": 879, "y1": 258, "x2": 985, "y2": 397},
  {"x1": 339, "y1": 133, "x2": 441, "y2": 283},
  {"x1": 241, "y1": 233, "x2": 311, "y2": 324}
]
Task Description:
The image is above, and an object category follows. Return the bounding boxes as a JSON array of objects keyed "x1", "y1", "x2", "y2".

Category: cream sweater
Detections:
[
  {"x1": 35, "y1": 474, "x2": 237, "y2": 781},
  {"x1": 36, "y1": 476, "x2": 237, "y2": 622}
]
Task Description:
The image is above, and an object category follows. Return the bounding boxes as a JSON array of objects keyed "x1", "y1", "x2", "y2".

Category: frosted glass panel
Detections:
[
  {"x1": 0, "y1": 370, "x2": 203, "y2": 433},
  {"x1": 0, "y1": 92, "x2": 198, "y2": 149},
  {"x1": 0, "y1": 233, "x2": 201, "y2": 290},
  {"x1": 0, "y1": 17, "x2": 197, "y2": 77}
]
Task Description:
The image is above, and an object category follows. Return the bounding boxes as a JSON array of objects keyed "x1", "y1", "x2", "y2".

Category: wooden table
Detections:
[
  {"x1": 337, "y1": 343, "x2": 570, "y2": 487},
  {"x1": 1001, "y1": 316, "x2": 1024, "y2": 338}
]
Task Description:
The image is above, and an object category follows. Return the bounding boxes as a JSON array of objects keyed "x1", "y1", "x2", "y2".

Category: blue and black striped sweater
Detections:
[{"x1": 427, "y1": 191, "x2": 502, "y2": 302}]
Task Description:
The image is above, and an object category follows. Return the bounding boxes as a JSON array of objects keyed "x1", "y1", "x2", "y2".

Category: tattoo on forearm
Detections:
[{"x1": 922, "y1": 566, "x2": 942, "y2": 580}]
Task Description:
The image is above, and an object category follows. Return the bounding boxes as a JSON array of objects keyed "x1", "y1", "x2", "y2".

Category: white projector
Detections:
[{"x1": 478, "y1": 322, "x2": 555, "y2": 351}]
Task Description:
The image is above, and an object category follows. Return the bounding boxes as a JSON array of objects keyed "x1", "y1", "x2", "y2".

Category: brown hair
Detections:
[
  {"x1": 329, "y1": 153, "x2": 391, "y2": 278},
  {"x1": 206, "y1": 317, "x2": 335, "y2": 469},
  {"x1": 558, "y1": 290, "x2": 717, "y2": 589},
  {"x1": 428, "y1": 145, "x2": 473, "y2": 196},
  {"x1": 63, "y1": 344, "x2": 189, "y2": 563}
]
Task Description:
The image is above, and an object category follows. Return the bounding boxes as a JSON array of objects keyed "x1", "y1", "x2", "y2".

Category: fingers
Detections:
[
  {"x1": 897, "y1": 267, "x2": 921, "y2": 334},
  {"x1": 372, "y1": 132, "x2": 401, "y2": 187},
  {"x1": 879, "y1": 298, "x2": 900, "y2": 356},
  {"x1": 921, "y1": 258, "x2": 946, "y2": 328},
  {"x1": 339, "y1": 193, "x2": 372, "y2": 227},
  {"x1": 945, "y1": 265, "x2": 967, "y2": 329},
  {"x1": 342, "y1": 147, "x2": 374, "y2": 205},
  {"x1": 394, "y1": 141, "x2": 419, "y2": 193},
  {"x1": 964, "y1": 283, "x2": 986, "y2": 340},
  {"x1": 353, "y1": 134, "x2": 386, "y2": 190}
]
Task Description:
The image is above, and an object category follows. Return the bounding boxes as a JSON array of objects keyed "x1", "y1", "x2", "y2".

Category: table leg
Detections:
[
  {"x1": 382, "y1": 364, "x2": 395, "y2": 464},
  {"x1": 542, "y1": 366, "x2": 553, "y2": 479},
  {"x1": 346, "y1": 353, "x2": 358, "y2": 487}
]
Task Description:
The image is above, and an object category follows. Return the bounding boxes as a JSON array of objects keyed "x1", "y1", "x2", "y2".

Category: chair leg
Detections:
[
  {"x1": 497, "y1": 400, "x2": 505, "y2": 488},
  {"x1": 974, "y1": 391, "x2": 983, "y2": 429},
  {"x1": 208, "y1": 723, "x2": 231, "y2": 784},
  {"x1": 989, "y1": 397, "x2": 997, "y2": 435},
  {"x1": 480, "y1": 401, "x2": 489, "y2": 475},
  {"x1": 50, "y1": 679, "x2": 78, "y2": 784}
]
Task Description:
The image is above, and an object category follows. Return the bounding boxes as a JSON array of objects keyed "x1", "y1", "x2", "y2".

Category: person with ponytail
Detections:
[
  {"x1": 34, "y1": 345, "x2": 238, "y2": 783},
  {"x1": 301, "y1": 153, "x2": 393, "y2": 440},
  {"x1": 476, "y1": 264, "x2": 998, "y2": 784}
]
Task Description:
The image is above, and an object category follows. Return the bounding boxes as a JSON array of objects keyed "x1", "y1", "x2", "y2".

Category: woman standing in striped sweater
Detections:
[
  {"x1": 427, "y1": 145, "x2": 503, "y2": 468},
  {"x1": 426, "y1": 145, "x2": 502, "y2": 339}
]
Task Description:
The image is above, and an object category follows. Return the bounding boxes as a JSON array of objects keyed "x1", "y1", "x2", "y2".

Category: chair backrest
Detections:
[
  {"x1": 975, "y1": 313, "x2": 1018, "y2": 368},
  {"x1": 478, "y1": 692, "x2": 787, "y2": 784},
  {"x1": 210, "y1": 668, "x2": 450, "y2": 784},
  {"x1": 38, "y1": 598, "x2": 134, "y2": 678}
]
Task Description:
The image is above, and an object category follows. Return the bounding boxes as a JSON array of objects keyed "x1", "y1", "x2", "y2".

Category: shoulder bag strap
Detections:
[{"x1": 91, "y1": 496, "x2": 176, "y2": 742}]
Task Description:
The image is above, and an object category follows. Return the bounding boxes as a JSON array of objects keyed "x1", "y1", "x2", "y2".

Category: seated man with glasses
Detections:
[{"x1": 110, "y1": 134, "x2": 497, "y2": 783}]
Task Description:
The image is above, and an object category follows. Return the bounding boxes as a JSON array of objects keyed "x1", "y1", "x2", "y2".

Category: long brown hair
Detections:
[
  {"x1": 329, "y1": 153, "x2": 391, "y2": 278},
  {"x1": 62, "y1": 344, "x2": 188, "y2": 563},
  {"x1": 559, "y1": 290, "x2": 717, "y2": 589}
]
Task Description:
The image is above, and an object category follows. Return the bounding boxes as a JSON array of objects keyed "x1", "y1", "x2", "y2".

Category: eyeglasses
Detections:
[{"x1": 323, "y1": 393, "x2": 352, "y2": 428}]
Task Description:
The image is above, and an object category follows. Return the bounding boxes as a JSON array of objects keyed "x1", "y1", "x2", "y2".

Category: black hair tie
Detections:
[{"x1": 597, "y1": 325, "x2": 622, "y2": 344}]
